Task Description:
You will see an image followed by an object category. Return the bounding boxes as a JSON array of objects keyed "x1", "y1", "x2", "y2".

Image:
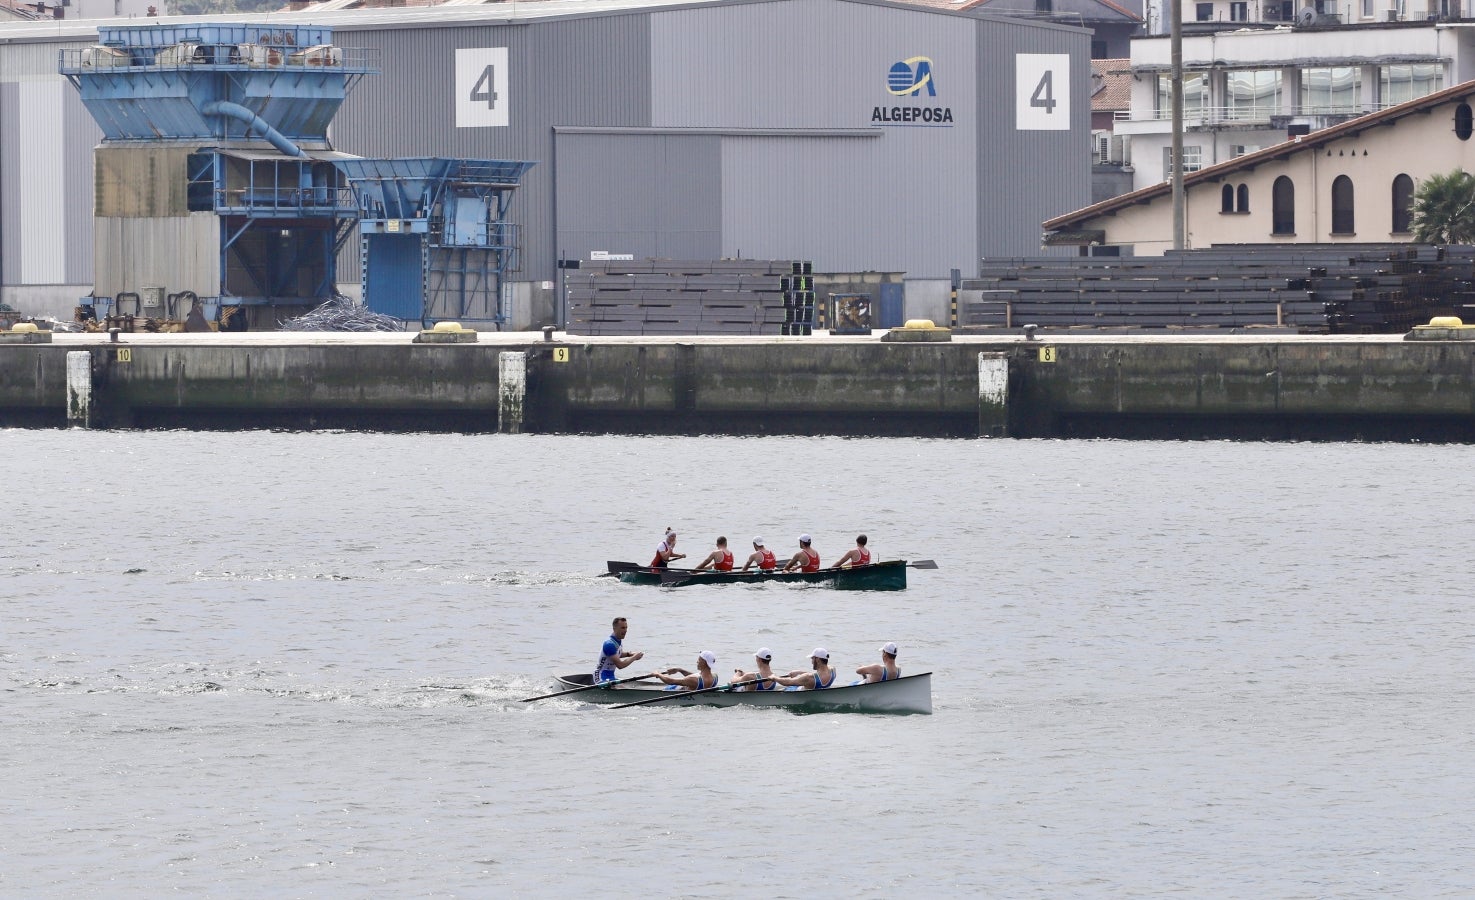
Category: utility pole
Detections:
[{"x1": 1171, "y1": 0, "x2": 1186, "y2": 250}]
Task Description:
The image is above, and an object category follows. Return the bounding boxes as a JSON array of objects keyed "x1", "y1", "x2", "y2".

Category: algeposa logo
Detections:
[
  {"x1": 887, "y1": 56, "x2": 936, "y2": 97},
  {"x1": 874, "y1": 56, "x2": 953, "y2": 126}
]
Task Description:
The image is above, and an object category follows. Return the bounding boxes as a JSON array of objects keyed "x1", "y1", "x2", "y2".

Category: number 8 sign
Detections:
[
  {"x1": 456, "y1": 48, "x2": 510, "y2": 129},
  {"x1": 1016, "y1": 54, "x2": 1069, "y2": 131}
]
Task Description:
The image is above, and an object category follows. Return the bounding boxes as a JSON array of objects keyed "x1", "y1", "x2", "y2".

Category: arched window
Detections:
[
  {"x1": 1332, "y1": 175, "x2": 1355, "y2": 234},
  {"x1": 1392, "y1": 174, "x2": 1414, "y2": 233},
  {"x1": 1222, "y1": 184, "x2": 1235, "y2": 212},
  {"x1": 1272, "y1": 176, "x2": 1295, "y2": 234},
  {"x1": 1236, "y1": 184, "x2": 1250, "y2": 213},
  {"x1": 1458, "y1": 103, "x2": 1473, "y2": 141}
]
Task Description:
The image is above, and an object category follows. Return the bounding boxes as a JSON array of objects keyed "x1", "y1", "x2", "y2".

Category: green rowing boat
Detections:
[{"x1": 605, "y1": 559, "x2": 924, "y2": 591}]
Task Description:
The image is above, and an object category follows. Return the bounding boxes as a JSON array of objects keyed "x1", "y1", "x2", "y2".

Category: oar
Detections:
[
  {"x1": 908, "y1": 559, "x2": 939, "y2": 569},
  {"x1": 520, "y1": 673, "x2": 655, "y2": 702},
  {"x1": 610, "y1": 680, "x2": 742, "y2": 709}
]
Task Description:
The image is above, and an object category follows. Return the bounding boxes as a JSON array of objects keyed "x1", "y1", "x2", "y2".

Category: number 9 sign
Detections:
[{"x1": 1016, "y1": 54, "x2": 1069, "y2": 131}]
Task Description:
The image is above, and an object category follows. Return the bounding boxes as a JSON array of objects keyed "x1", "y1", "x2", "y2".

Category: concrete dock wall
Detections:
[{"x1": 5, "y1": 334, "x2": 1475, "y2": 438}]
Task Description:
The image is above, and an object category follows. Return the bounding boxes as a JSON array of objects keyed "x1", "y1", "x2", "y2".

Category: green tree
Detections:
[{"x1": 1409, "y1": 169, "x2": 1475, "y2": 244}]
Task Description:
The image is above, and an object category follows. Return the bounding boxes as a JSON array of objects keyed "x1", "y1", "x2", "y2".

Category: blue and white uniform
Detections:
[
  {"x1": 595, "y1": 634, "x2": 623, "y2": 682},
  {"x1": 813, "y1": 669, "x2": 836, "y2": 690}
]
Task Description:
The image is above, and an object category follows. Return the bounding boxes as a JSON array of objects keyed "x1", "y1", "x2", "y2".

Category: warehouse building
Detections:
[{"x1": 0, "y1": 0, "x2": 1090, "y2": 324}]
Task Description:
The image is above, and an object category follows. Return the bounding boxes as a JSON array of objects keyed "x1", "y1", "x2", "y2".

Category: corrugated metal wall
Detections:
[
  {"x1": 555, "y1": 131, "x2": 722, "y2": 260},
  {"x1": 93, "y1": 215, "x2": 219, "y2": 299},
  {"x1": 975, "y1": 17, "x2": 1091, "y2": 260},
  {"x1": 0, "y1": 38, "x2": 97, "y2": 290},
  {"x1": 330, "y1": 14, "x2": 653, "y2": 283}
]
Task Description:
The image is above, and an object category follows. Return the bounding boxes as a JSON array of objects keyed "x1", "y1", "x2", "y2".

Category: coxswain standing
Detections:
[
  {"x1": 594, "y1": 616, "x2": 644, "y2": 683},
  {"x1": 782, "y1": 534, "x2": 821, "y2": 573},
  {"x1": 834, "y1": 534, "x2": 872, "y2": 569},
  {"x1": 694, "y1": 536, "x2": 735, "y2": 571},
  {"x1": 650, "y1": 528, "x2": 685, "y2": 569},
  {"x1": 740, "y1": 537, "x2": 777, "y2": 573}
]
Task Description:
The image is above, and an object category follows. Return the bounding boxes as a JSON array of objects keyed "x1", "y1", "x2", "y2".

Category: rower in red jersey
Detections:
[
  {"x1": 835, "y1": 534, "x2": 872, "y2": 569},
  {"x1": 741, "y1": 537, "x2": 777, "y2": 573},
  {"x1": 782, "y1": 534, "x2": 821, "y2": 573},
  {"x1": 694, "y1": 536, "x2": 735, "y2": 571}
]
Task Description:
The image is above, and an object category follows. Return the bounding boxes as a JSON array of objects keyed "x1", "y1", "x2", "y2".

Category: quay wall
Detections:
[{"x1": 4, "y1": 335, "x2": 1475, "y2": 438}]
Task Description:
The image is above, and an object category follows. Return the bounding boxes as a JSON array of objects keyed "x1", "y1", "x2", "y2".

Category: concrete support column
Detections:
[
  {"x1": 498, "y1": 351, "x2": 526, "y2": 434},
  {"x1": 978, "y1": 351, "x2": 1009, "y2": 438},
  {"x1": 66, "y1": 351, "x2": 92, "y2": 428}
]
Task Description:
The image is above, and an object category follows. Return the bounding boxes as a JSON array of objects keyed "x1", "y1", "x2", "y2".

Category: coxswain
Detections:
[
  {"x1": 740, "y1": 536, "x2": 777, "y2": 573},
  {"x1": 856, "y1": 642, "x2": 901, "y2": 683},
  {"x1": 782, "y1": 534, "x2": 821, "y2": 573},
  {"x1": 594, "y1": 616, "x2": 644, "y2": 682},
  {"x1": 651, "y1": 651, "x2": 719, "y2": 691},
  {"x1": 834, "y1": 534, "x2": 872, "y2": 569},
  {"x1": 772, "y1": 648, "x2": 837, "y2": 691},
  {"x1": 649, "y1": 528, "x2": 685, "y2": 569},
  {"x1": 694, "y1": 536, "x2": 735, "y2": 572}
]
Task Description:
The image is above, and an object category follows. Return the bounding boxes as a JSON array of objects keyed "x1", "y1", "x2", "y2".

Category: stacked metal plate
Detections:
[{"x1": 566, "y1": 259, "x2": 814, "y2": 336}]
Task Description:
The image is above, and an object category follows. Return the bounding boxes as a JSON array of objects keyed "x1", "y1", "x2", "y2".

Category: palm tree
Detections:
[{"x1": 1410, "y1": 169, "x2": 1475, "y2": 244}]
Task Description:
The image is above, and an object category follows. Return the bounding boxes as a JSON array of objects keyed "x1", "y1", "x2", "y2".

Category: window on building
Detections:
[
  {"x1": 1237, "y1": 184, "x2": 1251, "y2": 212},
  {"x1": 1092, "y1": 40, "x2": 1108, "y2": 59},
  {"x1": 1222, "y1": 184, "x2": 1236, "y2": 212},
  {"x1": 1273, "y1": 176, "x2": 1295, "y2": 234},
  {"x1": 1196, "y1": 2, "x2": 1214, "y2": 19},
  {"x1": 1300, "y1": 67, "x2": 1362, "y2": 114},
  {"x1": 1163, "y1": 146, "x2": 1203, "y2": 179},
  {"x1": 1381, "y1": 64, "x2": 1444, "y2": 106},
  {"x1": 1458, "y1": 103, "x2": 1474, "y2": 141},
  {"x1": 1392, "y1": 174, "x2": 1414, "y2": 233},
  {"x1": 1157, "y1": 73, "x2": 1209, "y2": 121},
  {"x1": 1231, "y1": 1, "x2": 1249, "y2": 18},
  {"x1": 1226, "y1": 70, "x2": 1283, "y2": 121},
  {"x1": 1362, "y1": 0, "x2": 1374, "y2": 15},
  {"x1": 1332, "y1": 175, "x2": 1355, "y2": 234}
]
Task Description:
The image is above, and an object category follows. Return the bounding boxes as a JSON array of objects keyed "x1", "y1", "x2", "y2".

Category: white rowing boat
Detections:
[{"x1": 550, "y1": 671, "x2": 932, "y2": 714}]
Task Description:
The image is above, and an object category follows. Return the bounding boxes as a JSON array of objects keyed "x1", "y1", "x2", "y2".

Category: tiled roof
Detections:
[
  {"x1": 1091, "y1": 57, "x2": 1131, "y2": 112},
  {"x1": 1045, "y1": 78, "x2": 1475, "y2": 231}
]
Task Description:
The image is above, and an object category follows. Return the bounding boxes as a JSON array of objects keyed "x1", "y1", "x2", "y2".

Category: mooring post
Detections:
[
  {"x1": 66, "y1": 350, "x2": 92, "y2": 428},
  {"x1": 978, "y1": 351, "x2": 1009, "y2": 438},
  {"x1": 498, "y1": 350, "x2": 527, "y2": 434}
]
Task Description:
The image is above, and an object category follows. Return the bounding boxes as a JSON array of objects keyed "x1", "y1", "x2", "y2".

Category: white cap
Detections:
[
  {"x1": 699, "y1": 650, "x2": 717, "y2": 667},
  {"x1": 881, "y1": 642, "x2": 899, "y2": 656},
  {"x1": 799, "y1": 533, "x2": 811, "y2": 543},
  {"x1": 811, "y1": 647, "x2": 829, "y2": 661},
  {"x1": 753, "y1": 536, "x2": 764, "y2": 546},
  {"x1": 755, "y1": 647, "x2": 773, "y2": 661}
]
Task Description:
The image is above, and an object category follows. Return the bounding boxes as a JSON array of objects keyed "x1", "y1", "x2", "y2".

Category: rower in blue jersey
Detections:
[
  {"x1": 732, "y1": 647, "x2": 781, "y2": 692},
  {"x1": 594, "y1": 616, "x2": 644, "y2": 682},
  {"x1": 772, "y1": 647, "x2": 837, "y2": 690},
  {"x1": 651, "y1": 650, "x2": 719, "y2": 691},
  {"x1": 856, "y1": 642, "x2": 901, "y2": 683}
]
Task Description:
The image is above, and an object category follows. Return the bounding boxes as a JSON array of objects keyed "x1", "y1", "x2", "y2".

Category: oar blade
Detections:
[{"x1": 908, "y1": 559, "x2": 939, "y2": 569}]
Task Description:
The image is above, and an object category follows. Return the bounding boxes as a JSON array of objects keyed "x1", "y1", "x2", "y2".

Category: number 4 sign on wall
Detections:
[
  {"x1": 456, "y1": 48, "x2": 510, "y2": 128},
  {"x1": 1016, "y1": 54, "x2": 1069, "y2": 131}
]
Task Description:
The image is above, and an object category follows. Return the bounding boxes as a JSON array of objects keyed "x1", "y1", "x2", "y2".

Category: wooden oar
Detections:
[
  {"x1": 610, "y1": 681, "x2": 739, "y2": 709},
  {"x1": 520, "y1": 673, "x2": 655, "y2": 702}
]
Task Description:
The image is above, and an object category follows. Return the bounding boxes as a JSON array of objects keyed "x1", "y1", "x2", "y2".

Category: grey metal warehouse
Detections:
[{"x1": 0, "y1": 0, "x2": 1089, "y2": 324}]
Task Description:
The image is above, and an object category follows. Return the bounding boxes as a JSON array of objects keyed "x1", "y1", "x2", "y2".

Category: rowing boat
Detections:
[
  {"x1": 551, "y1": 671, "x2": 932, "y2": 714},
  {"x1": 605, "y1": 559, "x2": 912, "y2": 591}
]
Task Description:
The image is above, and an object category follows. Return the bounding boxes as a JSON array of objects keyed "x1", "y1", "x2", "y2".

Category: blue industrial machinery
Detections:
[
  {"x1": 336, "y1": 158, "x2": 535, "y2": 326},
  {"x1": 60, "y1": 23, "x2": 534, "y2": 328}
]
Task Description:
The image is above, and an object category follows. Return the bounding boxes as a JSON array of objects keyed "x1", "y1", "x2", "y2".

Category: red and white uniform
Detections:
[
  {"x1": 714, "y1": 549, "x2": 734, "y2": 571},
  {"x1": 757, "y1": 549, "x2": 777, "y2": 570},
  {"x1": 799, "y1": 547, "x2": 821, "y2": 573},
  {"x1": 650, "y1": 540, "x2": 674, "y2": 569},
  {"x1": 854, "y1": 546, "x2": 871, "y2": 566}
]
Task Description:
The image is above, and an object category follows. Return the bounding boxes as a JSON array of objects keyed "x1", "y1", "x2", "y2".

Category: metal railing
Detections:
[
  {"x1": 214, "y1": 187, "x2": 358, "y2": 214},
  {"x1": 59, "y1": 44, "x2": 380, "y2": 75},
  {"x1": 1114, "y1": 102, "x2": 1396, "y2": 125}
]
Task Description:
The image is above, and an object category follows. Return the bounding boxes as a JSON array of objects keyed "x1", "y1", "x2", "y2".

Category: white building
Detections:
[{"x1": 1116, "y1": 21, "x2": 1475, "y2": 188}]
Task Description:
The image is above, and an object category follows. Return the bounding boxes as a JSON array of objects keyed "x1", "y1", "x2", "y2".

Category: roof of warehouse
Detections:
[{"x1": 0, "y1": 0, "x2": 1087, "y2": 42}]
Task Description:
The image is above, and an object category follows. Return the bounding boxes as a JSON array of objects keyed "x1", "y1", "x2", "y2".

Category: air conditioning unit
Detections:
[
  {"x1": 288, "y1": 44, "x2": 342, "y2": 67},
  {"x1": 1111, "y1": 134, "x2": 1131, "y2": 165},
  {"x1": 1093, "y1": 131, "x2": 1111, "y2": 164},
  {"x1": 238, "y1": 43, "x2": 284, "y2": 67},
  {"x1": 1385, "y1": 7, "x2": 1400, "y2": 18}
]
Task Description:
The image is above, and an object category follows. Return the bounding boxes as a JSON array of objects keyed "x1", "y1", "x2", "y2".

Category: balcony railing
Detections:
[
  {"x1": 214, "y1": 186, "x2": 358, "y2": 215},
  {"x1": 1114, "y1": 103, "x2": 1395, "y2": 125}
]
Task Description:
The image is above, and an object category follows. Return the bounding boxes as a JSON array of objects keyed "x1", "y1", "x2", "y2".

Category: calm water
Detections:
[{"x1": 3, "y1": 431, "x2": 1473, "y2": 897}]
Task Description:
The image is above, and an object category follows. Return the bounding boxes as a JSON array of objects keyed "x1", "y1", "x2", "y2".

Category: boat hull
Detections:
[
  {"x1": 607, "y1": 559, "x2": 908, "y2": 591},
  {"x1": 553, "y1": 671, "x2": 932, "y2": 714}
]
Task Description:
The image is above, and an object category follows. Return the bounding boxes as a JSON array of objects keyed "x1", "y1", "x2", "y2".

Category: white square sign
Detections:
[
  {"x1": 1016, "y1": 54, "x2": 1069, "y2": 131},
  {"x1": 456, "y1": 48, "x2": 509, "y2": 128}
]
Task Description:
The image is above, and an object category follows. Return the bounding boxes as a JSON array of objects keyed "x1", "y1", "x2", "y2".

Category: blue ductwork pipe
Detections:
[{"x1": 201, "y1": 100, "x2": 306, "y2": 158}]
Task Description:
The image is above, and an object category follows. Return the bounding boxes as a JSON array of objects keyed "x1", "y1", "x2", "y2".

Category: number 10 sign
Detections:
[
  {"x1": 456, "y1": 48, "x2": 510, "y2": 128},
  {"x1": 1016, "y1": 54, "x2": 1069, "y2": 131}
]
